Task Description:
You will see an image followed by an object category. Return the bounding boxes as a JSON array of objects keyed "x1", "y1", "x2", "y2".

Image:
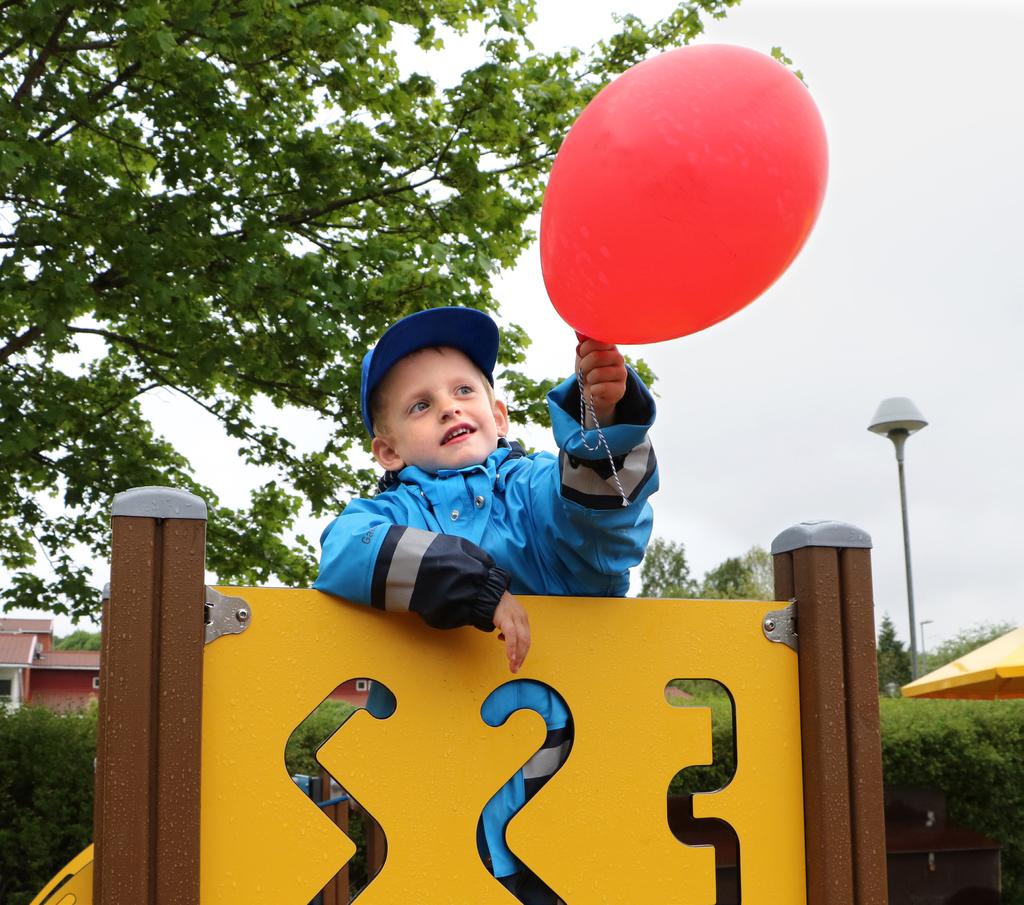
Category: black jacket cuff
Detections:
[{"x1": 468, "y1": 565, "x2": 510, "y2": 632}]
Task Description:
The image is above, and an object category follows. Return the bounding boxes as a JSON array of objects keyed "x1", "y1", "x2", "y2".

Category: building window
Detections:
[
  {"x1": 0, "y1": 678, "x2": 12, "y2": 702},
  {"x1": 354, "y1": 679, "x2": 370, "y2": 692},
  {"x1": 92, "y1": 676, "x2": 100, "y2": 690}
]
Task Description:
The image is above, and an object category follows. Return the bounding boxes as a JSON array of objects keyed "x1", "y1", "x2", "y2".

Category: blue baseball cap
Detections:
[{"x1": 360, "y1": 307, "x2": 500, "y2": 436}]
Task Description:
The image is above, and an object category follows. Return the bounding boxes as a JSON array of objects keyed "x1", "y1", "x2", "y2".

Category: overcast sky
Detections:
[
  {"x1": 14, "y1": 1, "x2": 1022, "y2": 657},
  {"x1": 488, "y1": 0, "x2": 1024, "y2": 653},
  {"x1": 544, "y1": 0, "x2": 1023, "y2": 653}
]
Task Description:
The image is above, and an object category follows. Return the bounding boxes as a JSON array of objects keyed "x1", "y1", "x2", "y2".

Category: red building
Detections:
[
  {"x1": 0, "y1": 618, "x2": 100, "y2": 710},
  {"x1": 328, "y1": 678, "x2": 371, "y2": 708}
]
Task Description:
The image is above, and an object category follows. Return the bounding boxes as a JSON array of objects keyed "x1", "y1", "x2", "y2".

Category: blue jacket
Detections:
[{"x1": 315, "y1": 370, "x2": 658, "y2": 876}]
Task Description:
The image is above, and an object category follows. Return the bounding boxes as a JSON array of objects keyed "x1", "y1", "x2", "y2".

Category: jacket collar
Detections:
[{"x1": 376, "y1": 437, "x2": 525, "y2": 494}]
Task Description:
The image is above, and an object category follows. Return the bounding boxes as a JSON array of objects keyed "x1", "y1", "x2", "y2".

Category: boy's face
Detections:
[{"x1": 370, "y1": 347, "x2": 509, "y2": 474}]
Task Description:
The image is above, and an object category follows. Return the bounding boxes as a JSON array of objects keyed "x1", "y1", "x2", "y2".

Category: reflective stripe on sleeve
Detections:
[
  {"x1": 559, "y1": 438, "x2": 656, "y2": 509},
  {"x1": 522, "y1": 742, "x2": 569, "y2": 781},
  {"x1": 522, "y1": 726, "x2": 573, "y2": 801},
  {"x1": 370, "y1": 525, "x2": 438, "y2": 611},
  {"x1": 384, "y1": 527, "x2": 437, "y2": 611}
]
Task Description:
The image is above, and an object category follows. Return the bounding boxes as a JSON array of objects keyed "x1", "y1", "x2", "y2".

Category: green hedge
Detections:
[
  {"x1": 285, "y1": 699, "x2": 356, "y2": 776},
  {"x1": 881, "y1": 698, "x2": 1024, "y2": 905},
  {"x1": 667, "y1": 682, "x2": 736, "y2": 795},
  {"x1": 0, "y1": 704, "x2": 97, "y2": 905}
]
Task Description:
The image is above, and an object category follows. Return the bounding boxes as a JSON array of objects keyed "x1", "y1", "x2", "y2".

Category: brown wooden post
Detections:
[
  {"x1": 367, "y1": 818, "x2": 387, "y2": 879},
  {"x1": 94, "y1": 487, "x2": 207, "y2": 905},
  {"x1": 772, "y1": 521, "x2": 888, "y2": 905}
]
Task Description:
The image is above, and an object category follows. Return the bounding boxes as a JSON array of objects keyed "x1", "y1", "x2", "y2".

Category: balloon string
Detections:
[{"x1": 576, "y1": 368, "x2": 629, "y2": 508}]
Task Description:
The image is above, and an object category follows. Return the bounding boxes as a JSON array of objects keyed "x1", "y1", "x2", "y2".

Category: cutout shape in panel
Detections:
[
  {"x1": 316, "y1": 666, "x2": 544, "y2": 904},
  {"x1": 285, "y1": 681, "x2": 396, "y2": 903},
  {"x1": 480, "y1": 680, "x2": 574, "y2": 904},
  {"x1": 667, "y1": 679, "x2": 742, "y2": 905}
]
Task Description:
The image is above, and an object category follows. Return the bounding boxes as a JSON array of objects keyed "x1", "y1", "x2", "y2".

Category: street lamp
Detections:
[
  {"x1": 869, "y1": 397, "x2": 928, "y2": 679},
  {"x1": 920, "y1": 619, "x2": 934, "y2": 675}
]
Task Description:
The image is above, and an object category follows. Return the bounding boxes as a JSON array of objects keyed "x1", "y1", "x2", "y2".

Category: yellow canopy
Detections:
[{"x1": 902, "y1": 626, "x2": 1024, "y2": 699}]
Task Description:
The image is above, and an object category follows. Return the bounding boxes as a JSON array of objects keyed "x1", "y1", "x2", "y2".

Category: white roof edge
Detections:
[{"x1": 29, "y1": 664, "x2": 101, "y2": 671}]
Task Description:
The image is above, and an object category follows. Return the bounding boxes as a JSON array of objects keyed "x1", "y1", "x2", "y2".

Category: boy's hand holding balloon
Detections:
[{"x1": 575, "y1": 337, "x2": 627, "y2": 427}]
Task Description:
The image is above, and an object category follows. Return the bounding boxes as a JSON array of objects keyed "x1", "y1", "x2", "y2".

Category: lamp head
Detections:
[{"x1": 868, "y1": 397, "x2": 928, "y2": 437}]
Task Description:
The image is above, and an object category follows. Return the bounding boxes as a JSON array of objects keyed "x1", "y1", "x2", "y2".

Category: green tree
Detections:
[
  {"x1": 876, "y1": 612, "x2": 911, "y2": 693},
  {"x1": 55, "y1": 629, "x2": 101, "y2": 650},
  {"x1": 699, "y1": 556, "x2": 746, "y2": 598},
  {"x1": 639, "y1": 536, "x2": 698, "y2": 598},
  {"x1": 1, "y1": 0, "x2": 741, "y2": 621},
  {"x1": 926, "y1": 620, "x2": 1016, "y2": 672},
  {"x1": 740, "y1": 545, "x2": 775, "y2": 599},
  {"x1": 699, "y1": 545, "x2": 773, "y2": 600}
]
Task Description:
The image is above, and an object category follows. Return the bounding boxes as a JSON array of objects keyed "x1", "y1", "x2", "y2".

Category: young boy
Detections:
[{"x1": 314, "y1": 306, "x2": 658, "y2": 903}]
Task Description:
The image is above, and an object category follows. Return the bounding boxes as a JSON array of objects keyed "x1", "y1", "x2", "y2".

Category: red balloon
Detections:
[{"x1": 540, "y1": 44, "x2": 828, "y2": 343}]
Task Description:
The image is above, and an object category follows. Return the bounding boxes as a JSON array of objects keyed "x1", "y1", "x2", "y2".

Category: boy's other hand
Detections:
[
  {"x1": 493, "y1": 590, "x2": 531, "y2": 674},
  {"x1": 575, "y1": 338, "x2": 627, "y2": 427}
]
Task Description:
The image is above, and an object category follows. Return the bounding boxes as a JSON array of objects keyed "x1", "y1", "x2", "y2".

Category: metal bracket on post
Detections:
[
  {"x1": 763, "y1": 600, "x2": 798, "y2": 652},
  {"x1": 205, "y1": 586, "x2": 252, "y2": 644}
]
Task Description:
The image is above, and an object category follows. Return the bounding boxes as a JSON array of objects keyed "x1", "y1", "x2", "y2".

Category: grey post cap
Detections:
[
  {"x1": 112, "y1": 486, "x2": 208, "y2": 520},
  {"x1": 868, "y1": 397, "x2": 927, "y2": 436},
  {"x1": 771, "y1": 520, "x2": 872, "y2": 554}
]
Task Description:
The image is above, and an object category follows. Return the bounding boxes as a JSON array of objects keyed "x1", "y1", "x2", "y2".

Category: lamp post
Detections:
[
  {"x1": 920, "y1": 618, "x2": 934, "y2": 676},
  {"x1": 869, "y1": 397, "x2": 928, "y2": 679}
]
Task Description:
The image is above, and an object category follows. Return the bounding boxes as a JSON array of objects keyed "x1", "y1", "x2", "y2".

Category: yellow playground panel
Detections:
[
  {"x1": 35, "y1": 590, "x2": 804, "y2": 905},
  {"x1": 30, "y1": 845, "x2": 93, "y2": 905}
]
